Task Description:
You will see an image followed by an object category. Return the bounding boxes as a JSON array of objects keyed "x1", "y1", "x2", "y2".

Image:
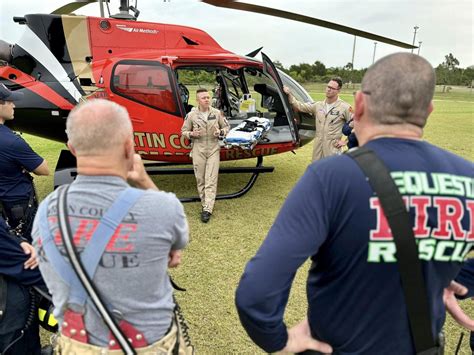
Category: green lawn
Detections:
[{"x1": 29, "y1": 86, "x2": 474, "y2": 353}]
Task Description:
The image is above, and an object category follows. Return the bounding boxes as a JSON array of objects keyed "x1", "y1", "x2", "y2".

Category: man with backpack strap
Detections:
[
  {"x1": 236, "y1": 53, "x2": 473, "y2": 354},
  {"x1": 32, "y1": 100, "x2": 189, "y2": 353}
]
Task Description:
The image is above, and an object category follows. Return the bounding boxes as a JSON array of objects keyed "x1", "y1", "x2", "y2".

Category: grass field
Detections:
[{"x1": 30, "y1": 84, "x2": 474, "y2": 353}]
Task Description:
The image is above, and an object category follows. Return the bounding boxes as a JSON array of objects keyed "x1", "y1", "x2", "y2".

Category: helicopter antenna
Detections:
[
  {"x1": 110, "y1": 0, "x2": 140, "y2": 20},
  {"x1": 99, "y1": 0, "x2": 105, "y2": 17}
]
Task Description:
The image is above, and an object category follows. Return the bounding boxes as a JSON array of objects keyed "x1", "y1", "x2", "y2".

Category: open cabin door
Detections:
[{"x1": 261, "y1": 53, "x2": 299, "y2": 144}]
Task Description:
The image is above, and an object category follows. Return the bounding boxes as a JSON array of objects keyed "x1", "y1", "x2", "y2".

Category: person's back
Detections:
[
  {"x1": 298, "y1": 139, "x2": 472, "y2": 353},
  {"x1": 34, "y1": 177, "x2": 187, "y2": 345}
]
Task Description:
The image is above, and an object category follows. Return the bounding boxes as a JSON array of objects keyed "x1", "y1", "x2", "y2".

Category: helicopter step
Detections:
[{"x1": 54, "y1": 150, "x2": 274, "y2": 201}]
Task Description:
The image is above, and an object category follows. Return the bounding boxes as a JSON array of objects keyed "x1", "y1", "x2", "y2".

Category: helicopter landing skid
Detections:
[
  {"x1": 54, "y1": 150, "x2": 274, "y2": 201},
  {"x1": 143, "y1": 156, "x2": 274, "y2": 202}
]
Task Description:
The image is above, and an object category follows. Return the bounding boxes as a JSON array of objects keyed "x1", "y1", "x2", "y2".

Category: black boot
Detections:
[{"x1": 200, "y1": 211, "x2": 211, "y2": 223}]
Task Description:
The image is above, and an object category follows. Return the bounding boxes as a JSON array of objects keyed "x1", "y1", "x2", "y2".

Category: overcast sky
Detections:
[{"x1": 0, "y1": 0, "x2": 472, "y2": 69}]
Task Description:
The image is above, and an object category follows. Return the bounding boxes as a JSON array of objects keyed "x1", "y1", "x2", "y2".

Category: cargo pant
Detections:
[{"x1": 192, "y1": 147, "x2": 220, "y2": 213}]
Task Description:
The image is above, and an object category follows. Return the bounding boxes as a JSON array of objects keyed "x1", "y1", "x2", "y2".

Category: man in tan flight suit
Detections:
[
  {"x1": 284, "y1": 77, "x2": 351, "y2": 161},
  {"x1": 181, "y1": 88, "x2": 229, "y2": 223}
]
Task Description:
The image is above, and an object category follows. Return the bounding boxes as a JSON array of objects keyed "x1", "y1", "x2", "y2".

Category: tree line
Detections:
[{"x1": 274, "y1": 53, "x2": 474, "y2": 86}]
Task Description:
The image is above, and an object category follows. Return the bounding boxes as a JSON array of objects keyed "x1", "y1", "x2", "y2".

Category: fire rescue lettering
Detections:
[
  {"x1": 368, "y1": 171, "x2": 474, "y2": 263},
  {"x1": 45, "y1": 214, "x2": 139, "y2": 269}
]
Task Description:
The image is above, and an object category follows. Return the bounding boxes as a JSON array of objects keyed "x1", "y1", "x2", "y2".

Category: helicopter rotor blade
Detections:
[
  {"x1": 51, "y1": 0, "x2": 102, "y2": 15},
  {"x1": 202, "y1": 0, "x2": 417, "y2": 49}
]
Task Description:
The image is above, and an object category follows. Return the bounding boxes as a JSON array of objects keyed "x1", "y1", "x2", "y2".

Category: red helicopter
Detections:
[{"x1": 0, "y1": 0, "x2": 415, "y2": 199}]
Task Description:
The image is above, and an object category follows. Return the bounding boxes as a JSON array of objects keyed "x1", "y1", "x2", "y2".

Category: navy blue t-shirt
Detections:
[
  {"x1": 0, "y1": 125, "x2": 43, "y2": 202},
  {"x1": 236, "y1": 138, "x2": 474, "y2": 354},
  {"x1": 0, "y1": 217, "x2": 43, "y2": 287}
]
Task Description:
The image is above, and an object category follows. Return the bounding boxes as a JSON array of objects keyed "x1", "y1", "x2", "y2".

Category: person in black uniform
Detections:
[
  {"x1": 0, "y1": 216, "x2": 45, "y2": 354},
  {"x1": 0, "y1": 83, "x2": 49, "y2": 241}
]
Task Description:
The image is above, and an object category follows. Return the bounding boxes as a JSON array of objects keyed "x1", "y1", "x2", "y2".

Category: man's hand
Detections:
[
  {"x1": 334, "y1": 139, "x2": 346, "y2": 148},
  {"x1": 277, "y1": 318, "x2": 333, "y2": 354},
  {"x1": 168, "y1": 250, "x2": 182, "y2": 268},
  {"x1": 283, "y1": 86, "x2": 291, "y2": 95},
  {"x1": 127, "y1": 154, "x2": 158, "y2": 190},
  {"x1": 444, "y1": 281, "x2": 474, "y2": 331},
  {"x1": 20, "y1": 242, "x2": 39, "y2": 269},
  {"x1": 191, "y1": 128, "x2": 201, "y2": 138},
  {"x1": 214, "y1": 128, "x2": 225, "y2": 138}
]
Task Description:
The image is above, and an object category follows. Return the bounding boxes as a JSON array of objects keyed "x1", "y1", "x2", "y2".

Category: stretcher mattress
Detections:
[{"x1": 224, "y1": 117, "x2": 272, "y2": 150}]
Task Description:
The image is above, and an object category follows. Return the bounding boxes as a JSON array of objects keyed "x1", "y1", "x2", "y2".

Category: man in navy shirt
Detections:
[
  {"x1": 236, "y1": 53, "x2": 473, "y2": 354},
  {"x1": 0, "y1": 83, "x2": 49, "y2": 241}
]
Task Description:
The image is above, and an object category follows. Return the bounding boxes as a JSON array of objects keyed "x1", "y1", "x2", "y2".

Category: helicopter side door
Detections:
[
  {"x1": 109, "y1": 60, "x2": 192, "y2": 161},
  {"x1": 261, "y1": 53, "x2": 299, "y2": 145}
]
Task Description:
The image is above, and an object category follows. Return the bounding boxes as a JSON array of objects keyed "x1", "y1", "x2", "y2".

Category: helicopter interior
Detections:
[{"x1": 176, "y1": 66, "x2": 295, "y2": 144}]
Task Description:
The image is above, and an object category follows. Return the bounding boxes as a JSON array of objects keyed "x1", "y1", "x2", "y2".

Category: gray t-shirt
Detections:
[{"x1": 32, "y1": 175, "x2": 188, "y2": 346}]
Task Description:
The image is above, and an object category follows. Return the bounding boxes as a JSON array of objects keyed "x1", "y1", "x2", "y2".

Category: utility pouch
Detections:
[{"x1": 10, "y1": 205, "x2": 25, "y2": 220}]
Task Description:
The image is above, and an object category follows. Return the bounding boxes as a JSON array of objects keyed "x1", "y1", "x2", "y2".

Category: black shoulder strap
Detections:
[{"x1": 347, "y1": 146, "x2": 437, "y2": 354}]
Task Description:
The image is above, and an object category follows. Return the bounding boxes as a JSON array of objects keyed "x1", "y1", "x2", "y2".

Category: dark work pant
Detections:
[{"x1": 0, "y1": 280, "x2": 41, "y2": 355}]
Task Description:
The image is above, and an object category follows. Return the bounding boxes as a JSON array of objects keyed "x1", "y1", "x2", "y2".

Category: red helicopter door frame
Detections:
[{"x1": 261, "y1": 53, "x2": 299, "y2": 145}]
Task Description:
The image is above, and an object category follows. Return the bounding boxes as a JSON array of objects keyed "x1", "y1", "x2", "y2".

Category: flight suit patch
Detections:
[{"x1": 208, "y1": 115, "x2": 216, "y2": 120}]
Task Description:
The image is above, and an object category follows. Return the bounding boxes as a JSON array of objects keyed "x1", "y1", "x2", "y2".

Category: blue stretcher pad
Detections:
[{"x1": 224, "y1": 117, "x2": 272, "y2": 150}]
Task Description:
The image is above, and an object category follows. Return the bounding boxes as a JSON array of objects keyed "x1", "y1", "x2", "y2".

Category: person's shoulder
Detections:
[
  {"x1": 309, "y1": 154, "x2": 361, "y2": 179},
  {"x1": 338, "y1": 99, "x2": 352, "y2": 110},
  {"x1": 186, "y1": 108, "x2": 200, "y2": 119},
  {"x1": 0, "y1": 126, "x2": 24, "y2": 147},
  {"x1": 210, "y1": 107, "x2": 222, "y2": 116},
  {"x1": 141, "y1": 189, "x2": 181, "y2": 206},
  {"x1": 423, "y1": 142, "x2": 473, "y2": 169}
]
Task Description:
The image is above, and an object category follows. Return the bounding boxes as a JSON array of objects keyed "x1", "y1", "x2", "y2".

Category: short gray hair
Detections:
[
  {"x1": 361, "y1": 53, "x2": 435, "y2": 128},
  {"x1": 66, "y1": 99, "x2": 133, "y2": 155}
]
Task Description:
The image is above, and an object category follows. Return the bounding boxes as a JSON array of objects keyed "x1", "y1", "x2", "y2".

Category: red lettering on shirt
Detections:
[
  {"x1": 369, "y1": 198, "x2": 392, "y2": 240},
  {"x1": 465, "y1": 200, "x2": 474, "y2": 241},
  {"x1": 432, "y1": 197, "x2": 465, "y2": 240},
  {"x1": 370, "y1": 196, "x2": 409, "y2": 240},
  {"x1": 410, "y1": 196, "x2": 431, "y2": 238},
  {"x1": 106, "y1": 224, "x2": 137, "y2": 252}
]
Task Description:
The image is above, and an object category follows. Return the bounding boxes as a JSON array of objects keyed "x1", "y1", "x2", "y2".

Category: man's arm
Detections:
[
  {"x1": 127, "y1": 154, "x2": 158, "y2": 190},
  {"x1": 11, "y1": 137, "x2": 49, "y2": 175},
  {"x1": 456, "y1": 258, "x2": 474, "y2": 298},
  {"x1": 32, "y1": 159, "x2": 49, "y2": 176},
  {"x1": 218, "y1": 112, "x2": 230, "y2": 136},
  {"x1": 283, "y1": 85, "x2": 316, "y2": 115},
  {"x1": 235, "y1": 167, "x2": 330, "y2": 353},
  {"x1": 181, "y1": 113, "x2": 200, "y2": 139}
]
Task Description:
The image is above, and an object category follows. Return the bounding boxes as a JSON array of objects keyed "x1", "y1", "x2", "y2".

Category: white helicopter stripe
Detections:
[{"x1": 17, "y1": 26, "x2": 82, "y2": 103}]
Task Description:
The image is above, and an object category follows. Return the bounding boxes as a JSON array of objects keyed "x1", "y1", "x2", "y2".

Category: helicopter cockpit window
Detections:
[{"x1": 111, "y1": 62, "x2": 179, "y2": 116}]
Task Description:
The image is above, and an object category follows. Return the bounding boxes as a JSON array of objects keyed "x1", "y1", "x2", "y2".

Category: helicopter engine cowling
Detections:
[{"x1": 0, "y1": 40, "x2": 12, "y2": 63}]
